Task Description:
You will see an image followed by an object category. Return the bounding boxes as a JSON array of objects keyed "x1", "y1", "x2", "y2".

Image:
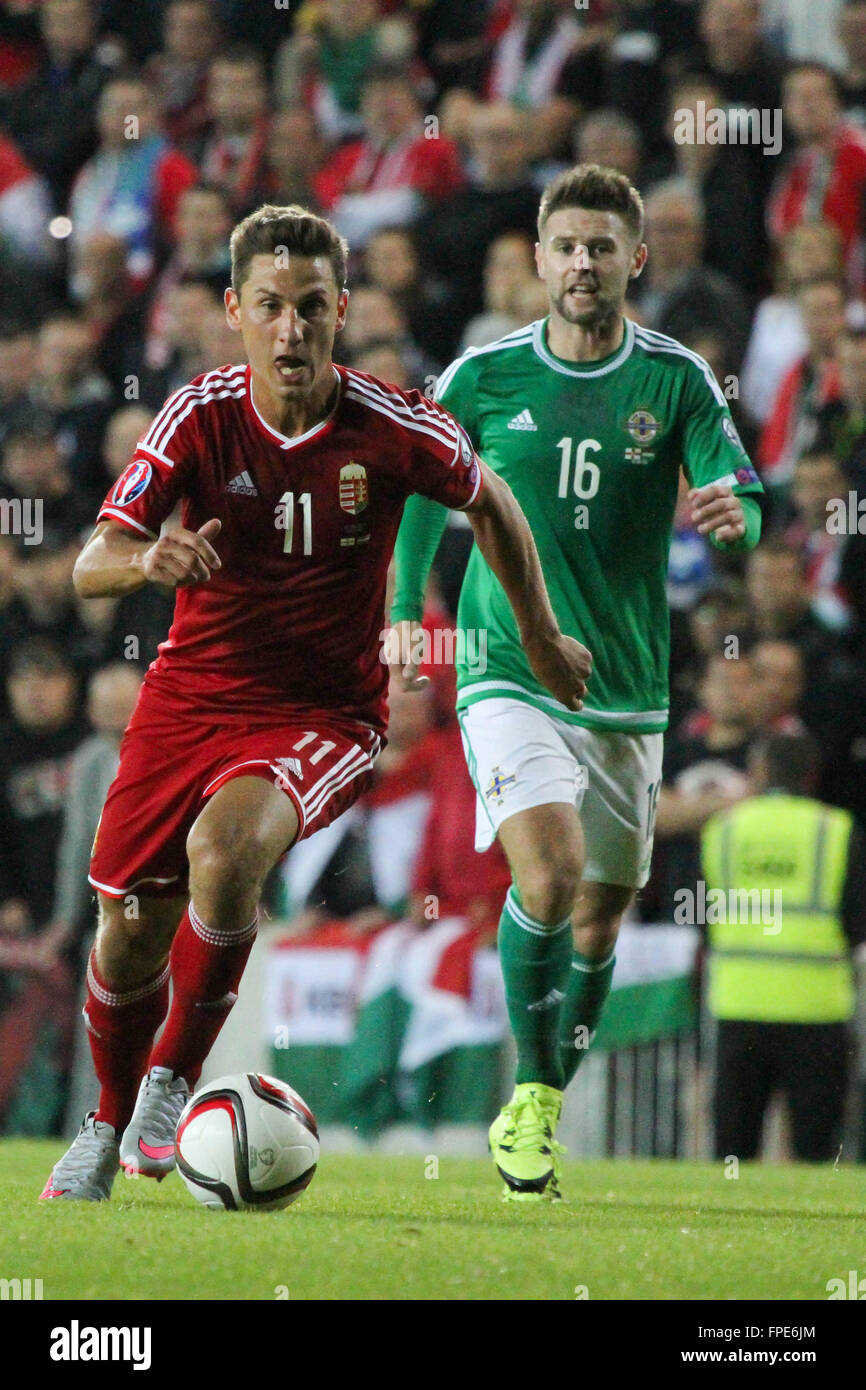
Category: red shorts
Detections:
[{"x1": 89, "y1": 691, "x2": 381, "y2": 900}]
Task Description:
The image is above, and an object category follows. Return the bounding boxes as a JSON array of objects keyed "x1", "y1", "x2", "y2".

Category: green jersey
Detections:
[{"x1": 434, "y1": 316, "x2": 763, "y2": 734}]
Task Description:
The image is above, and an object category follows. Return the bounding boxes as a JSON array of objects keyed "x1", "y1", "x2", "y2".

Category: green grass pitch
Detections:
[{"x1": 1, "y1": 1142, "x2": 862, "y2": 1300}]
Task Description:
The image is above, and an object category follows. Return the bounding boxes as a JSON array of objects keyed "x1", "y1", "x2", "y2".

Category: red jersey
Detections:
[{"x1": 98, "y1": 363, "x2": 482, "y2": 735}]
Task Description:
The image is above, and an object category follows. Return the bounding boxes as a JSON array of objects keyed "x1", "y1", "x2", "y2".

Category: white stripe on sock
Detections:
[
  {"x1": 188, "y1": 902, "x2": 258, "y2": 947},
  {"x1": 570, "y1": 951, "x2": 616, "y2": 973},
  {"x1": 505, "y1": 888, "x2": 571, "y2": 937},
  {"x1": 86, "y1": 954, "x2": 170, "y2": 1008}
]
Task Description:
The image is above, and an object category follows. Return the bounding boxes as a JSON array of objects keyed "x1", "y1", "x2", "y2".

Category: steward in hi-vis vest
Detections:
[
  {"x1": 699, "y1": 732, "x2": 866, "y2": 1162},
  {"x1": 702, "y1": 794, "x2": 855, "y2": 1024}
]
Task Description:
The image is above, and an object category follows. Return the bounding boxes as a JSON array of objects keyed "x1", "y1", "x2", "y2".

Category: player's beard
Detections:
[{"x1": 552, "y1": 283, "x2": 620, "y2": 334}]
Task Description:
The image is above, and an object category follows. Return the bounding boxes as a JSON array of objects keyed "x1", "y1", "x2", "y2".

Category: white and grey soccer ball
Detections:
[{"x1": 176, "y1": 1073, "x2": 319, "y2": 1211}]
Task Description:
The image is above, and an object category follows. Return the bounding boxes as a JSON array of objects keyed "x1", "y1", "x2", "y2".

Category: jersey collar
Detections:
[
  {"x1": 246, "y1": 363, "x2": 342, "y2": 449},
  {"x1": 532, "y1": 315, "x2": 635, "y2": 378}
]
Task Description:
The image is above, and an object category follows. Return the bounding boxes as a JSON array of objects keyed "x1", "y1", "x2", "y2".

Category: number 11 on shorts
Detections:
[{"x1": 293, "y1": 731, "x2": 336, "y2": 765}]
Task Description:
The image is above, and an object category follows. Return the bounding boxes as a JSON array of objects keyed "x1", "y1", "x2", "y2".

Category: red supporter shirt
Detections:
[
  {"x1": 410, "y1": 724, "x2": 512, "y2": 927},
  {"x1": 768, "y1": 124, "x2": 866, "y2": 290},
  {"x1": 313, "y1": 128, "x2": 464, "y2": 210},
  {"x1": 98, "y1": 363, "x2": 482, "y2": 735}
]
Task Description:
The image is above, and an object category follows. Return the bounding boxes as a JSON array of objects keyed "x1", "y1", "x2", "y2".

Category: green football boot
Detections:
[{"x1": 488, "y1": 1082, "x2": 565, "y2": 1202}]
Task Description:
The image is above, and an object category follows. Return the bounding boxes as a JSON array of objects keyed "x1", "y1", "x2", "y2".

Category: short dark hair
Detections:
[
  {"x1": 538, "y1": 163, "x2": 645, "y2": 241},
  {"x1": 210, "y1": 42, "x2": 266, "y2": 76},
  {"x1": 8, "y1": 638, "x2": 73, "y2": 680},
  {"x1": 181, "y1": 181, "x2": 232, "y2": 207},
  {"x1": 230, "y1": 204, "x2": 348, "y2": 294},
  {"x1": 784, "y1": 60, "x2": 843, "y2": 102},
  {"x1": 751, "y1": 732, "x2": 821, "y2": 794}
]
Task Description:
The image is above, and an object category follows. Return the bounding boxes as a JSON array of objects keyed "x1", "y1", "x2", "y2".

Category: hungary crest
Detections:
[{"x1": 339, "y1": 461, "x2": 368, "y2": 514}]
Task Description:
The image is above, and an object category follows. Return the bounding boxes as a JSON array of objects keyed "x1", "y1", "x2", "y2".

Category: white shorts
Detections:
[{"x1": 458, "y1": 697, "x2": 664, "y2": 889}]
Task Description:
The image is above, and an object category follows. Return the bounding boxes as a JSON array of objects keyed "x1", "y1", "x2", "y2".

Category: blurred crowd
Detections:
[{"x1": 3, "y1": 0, "x2": 866, "y2": 1132}]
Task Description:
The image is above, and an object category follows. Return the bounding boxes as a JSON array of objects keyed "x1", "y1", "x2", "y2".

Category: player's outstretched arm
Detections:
[
  {"x1": 464, "y1": 463, "x2": 592, "y2": 712},
  {"x1": 73, "y1": 518, "x2": 222, "y2": 598}
]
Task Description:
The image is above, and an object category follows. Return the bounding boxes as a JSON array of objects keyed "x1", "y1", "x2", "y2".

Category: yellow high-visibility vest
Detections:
[{"x1": 701, "y1": 794, "x2": 854, "y2": 1023}]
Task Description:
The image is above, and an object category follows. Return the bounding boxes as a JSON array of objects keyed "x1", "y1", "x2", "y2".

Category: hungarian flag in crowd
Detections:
[{"x1": 266, "y1": 920, "x2": 699, "y2": 1133}]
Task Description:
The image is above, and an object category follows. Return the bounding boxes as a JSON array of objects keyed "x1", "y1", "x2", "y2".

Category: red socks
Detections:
[
  {"x1": 148, "y1": 902, "x2": 258, "y2": 1086},
  {"x1": 85, "y1": 953, "x2": 170, "y2": 1132}
]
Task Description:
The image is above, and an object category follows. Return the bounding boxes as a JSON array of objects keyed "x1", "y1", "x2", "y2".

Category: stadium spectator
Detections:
[
  {"x1": 68, "y1": 72, "x2": 198, "y2": 294},
  {"x1": 651, "y1": 652, "x2": 758, "y2": 920},
  {"x1": 788, "y1": 448, "x2": 855, "y2": 632},
  {"x1": 275, "y1": 0, "x2": 414, "y2": 143},
  {"x1": 28, "y1": 312, "x2": 114, "y2": 497},
  {"x1": 0, "y1": 131, "x2": 53, "y2": 265},
  {"x1": 254, "y1": 109, "x2": 327, "y2": 214},
  {"x1": 408, "y1": 720, "x2": 512, "y2": 935},
  {"x1": 1, "y1": 424, "x2": 96, "y2": 546},
  {"x1": 0, "y1": 322, "x2": 39, "y2": 452},
  {"x1": 768, "y1": 62, "x2": 866, "y2": 295},
  {"x1": 416, "y1": 100, "x2": 539, "y2": 343},
  {"x1": 670, "y1": 577, "x2": 752, "y2": 731},
  {"x1": 144, "y1": 183, "x2": 233, "y2": 372},
  {"x1": 822, "y1": 325, "x2": 866, "y2": 476},
  {"x1": 277, "y1": 669, "x2": 441, "y2": 931},
  {"x1": 459, "y1": 230, "x2": 538, "y2": 350},
  {"x1": 574, "y1": 108, "x2": 643, "y2": 185},
  {"x1": 0, "y1": 639, "x2": 87, "y2": 932},
  {"x1": 138, "y1": 275, "x2": 224, "y2": 406},
  {"x1": 337, "y1": 285, "x2": 434, "y2": 387},
  {"x1": 0, "y1": 0, "x2": 115, "y2": 208},
  {"x1": 740, "y1": 222, "x2": 844, "y2": 429},
  {"x1": 56, "y1": 661, "x2": 145, "y2": 1133},
  {"x1": 484, "y1": 0, "x2": 587, "y2": 158},
  {"x1": 196, "y1": 45, "x2": 272, "y2": 213},
  {"x1": 557, "y1": 5, "x2": 677, "y2": 161},
  {"x1": 102, "y1": 406, "x2": 157, "y2": 483},
  {"x1": 746, "y1": 538, "x2": 841, "y2": 658},
  {"x1": 688, "y1": 0, "x2": 785, "y2": 201},
  {"x1": 649, "y1": 73, "x2": 766, "y2": 299},
  {"x1": 66, "y1": 233, "x2": 148, "y2": 402},
  {"x1": 144, "y1": 0, "x2": 222, "y2": 148},
  {"x1": 839, "y1": 0, "x2": 866, "y2": 125},
  {"x1": 350, "y1": 342, "x2": 412, "y2": 390},
  {"x1": 757, "y1": 276, "x2": 847, "y2": 492},
  {"x1": 0, "y1": 536, "x2": 26, "y2": 717},
  {"x1": 362, "y1": 225, "x2": 454, "y2": 366},
  {"x1": 313, "y1": 61, "x2": 464, "y2": 248},
  {"x1": 702, "y1": 731, "x2": 863, "y2": 1163},
  {"x1": 48, "y1": 662, "x2": 143, "y2": 953},
  {"x1": 742, "y1": 536, "x2": 865, "y2": 758},
  {"x1": 8, "y1": 541, "x2": 91, "y2": 670},
  {"x1": 413, "y1": 0, "x2": 493, "y2": 94},
  {"x1": 633, "y1": 178, "x2": 752, "y2": 369},
  {"x1": 750, "y1": 639, "x2": 807, "y2": 732},
  {"x1": 0, "y1": 640, "x2": 111, "y2": 1132}
]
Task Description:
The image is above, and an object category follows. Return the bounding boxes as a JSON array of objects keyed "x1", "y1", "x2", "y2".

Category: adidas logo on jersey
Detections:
[
  {"x1": 274, "y1": 756, "x2": 303, "y2": 782},
  {"x1": 225, "y1": 470, "x2": 258, "y2": 496},
  {"x1": 507, "y1": 409, "x2": 537, "y2": 431}
]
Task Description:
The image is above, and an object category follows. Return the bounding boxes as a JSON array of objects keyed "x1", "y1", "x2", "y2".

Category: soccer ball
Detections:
[{"x1": 175, "y1": 1072, "x2": 319, "y2": 1211}]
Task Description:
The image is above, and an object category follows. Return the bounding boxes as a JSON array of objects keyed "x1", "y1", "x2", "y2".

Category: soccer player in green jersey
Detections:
[{"x1": 390, "y1": 164, "x2": 763, "y2": 1201}]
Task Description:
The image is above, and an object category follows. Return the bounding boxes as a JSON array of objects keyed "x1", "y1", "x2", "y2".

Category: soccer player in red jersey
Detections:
[{"x1": 40, "y1": 204, "x2": 591, "y2": 1201}]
